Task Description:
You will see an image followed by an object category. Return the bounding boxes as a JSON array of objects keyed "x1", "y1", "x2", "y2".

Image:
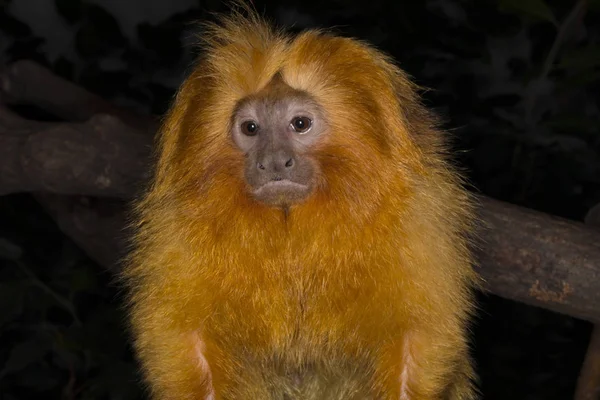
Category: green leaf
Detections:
[
  {"x1": 0, "y1": 339, "x2": 49, "y2": 376},
  {"x1": 0, "y1": 237, "x2": 22, "y2": 260},
  {"x1": 590, "y1": 0, "x2": 600, "y2": 11},
  {"x1": 88, "y1": 360, "x2": 141, "y2": 399},
  {"x1": 75, "y1": 3, "x2": 127, "y2": 58},
  {"x1": 0, "y1": 283, "x2": 24, "y2": 326},
  {"x1": 0, "y1": 11, "x2": 32, "y2": 37},
  {"x1": 559, "y1": 46, "x2": 600, "y2": 70},
  {"x1": 52, "y1": 346, "x2": 81, "y2": 371},
  {"x1": 69, "y1": 266, "x2": 98, "y2": 293},
  {"x1": 53, "y1": 56, "x2": 75, "y2": 81},
  {"x1": 54, "y1": 0, "x2": 83, "y2": 25},
  {"x1": 560, "y1": 70, "x2": 600, "y2": 88},
  {"x1": 498, "y1": 0, "x2": 557, "y2": 25},
  {"x1": 544, "y1": 116, "x2": 600, "y2": 135},
  {"x1": 14, "y1": 365, "x2": 61, "y2": 392}
]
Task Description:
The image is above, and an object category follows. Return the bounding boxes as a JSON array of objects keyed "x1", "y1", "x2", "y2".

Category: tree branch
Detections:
[
  {"x1": 0, "y1": 105, "x2": 152, "y2": 198},
  {"x1": 1, "y1": 60, "x2": 158, "y2": 133},
  {"x1": 1, "y1": 60, "x2": 599, "y2": 325}
]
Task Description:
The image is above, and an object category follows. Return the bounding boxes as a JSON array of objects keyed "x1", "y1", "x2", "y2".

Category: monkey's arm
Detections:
[
  {"x1": 371, "y1": 210, "x2": 478, "y2": 400},
  {"x1": 371, "y1": 318, "x2": 474, "y2": 400},
  {"x1": 129, "y1": 297, "x2": 215, "y2": 400},
  {"x1": 443, "y1": 357, "x2": 478, "y2": 400}
]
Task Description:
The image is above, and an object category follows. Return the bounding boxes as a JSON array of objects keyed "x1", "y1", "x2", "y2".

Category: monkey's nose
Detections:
[{"x1": 256, "y1": 153, "x2": 295, "y2": 175}]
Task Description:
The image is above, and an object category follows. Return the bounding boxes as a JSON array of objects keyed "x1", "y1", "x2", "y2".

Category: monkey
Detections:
[{"x1": 122, "y1": 4, "x2": 480, "y2": 400}]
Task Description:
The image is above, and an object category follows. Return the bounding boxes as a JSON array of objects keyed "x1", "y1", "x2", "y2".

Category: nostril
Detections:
[
  {"x1": 285, "y1": 158, "x2": 294, "y2": 168},
  {"x1": 257, "y1": 163, "x2": 265, "y2": 170}
]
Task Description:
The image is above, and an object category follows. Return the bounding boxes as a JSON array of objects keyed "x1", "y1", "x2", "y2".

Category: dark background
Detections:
[{"x1": 1, "y1": 0, "x2": 599, "y2": 399}]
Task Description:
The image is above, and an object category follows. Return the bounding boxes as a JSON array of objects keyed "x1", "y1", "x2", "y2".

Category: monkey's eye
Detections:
[
  {"x1": 290, "y1": 116, "x2": 312, "y2": 133},
  {"x1": 241, "y1": 121, "x2": 259, "y2": 136}
]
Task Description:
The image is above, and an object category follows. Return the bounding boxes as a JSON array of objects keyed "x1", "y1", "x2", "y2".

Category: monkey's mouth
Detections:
[{"x1": 252, "y1": 179, "x2": 311, "y2": 205}]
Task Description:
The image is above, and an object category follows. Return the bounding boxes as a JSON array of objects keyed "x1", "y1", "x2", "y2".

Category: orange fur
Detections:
[{"x1": 123, "y1": 4, "x2": 480, "y2": 400}]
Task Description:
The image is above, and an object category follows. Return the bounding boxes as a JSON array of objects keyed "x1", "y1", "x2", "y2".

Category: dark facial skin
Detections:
[{"x1": 231, "y1": 81, "x2": 327, "y2": 208}]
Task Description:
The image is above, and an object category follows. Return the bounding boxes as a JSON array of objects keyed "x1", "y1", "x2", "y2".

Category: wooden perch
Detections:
[
  {"x1": 0, "y1": 105, "x2": 151, "y2": 198},
  {"x1": 477, "y1": 197, "x2": 600, "y2": 323},
  {"x1": 0, "y1": 60, "x2": 158, "y2": 133},
  {"x1": 574, "y1": 205, "x2": 600, "y2": 400},
  {"x1": 1, "y1": 60, "x2": 600, "y2": 325}
]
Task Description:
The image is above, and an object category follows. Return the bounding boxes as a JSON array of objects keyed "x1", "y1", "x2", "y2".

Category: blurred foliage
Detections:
[
  {"x1": 0, "y1": 195, "x2": 141, "y2": 400},
  {"x1": 0, "y1": 0, "x2": 599, "y2": 399}
]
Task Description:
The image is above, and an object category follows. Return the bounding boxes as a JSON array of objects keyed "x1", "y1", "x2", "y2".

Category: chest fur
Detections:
[{"x1": 198, "y1": 251, "x2": 409, "y2": 359}]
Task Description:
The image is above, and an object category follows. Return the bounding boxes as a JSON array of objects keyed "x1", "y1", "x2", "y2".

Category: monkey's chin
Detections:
[{"x1": 252, "y1": 180, "x2": 312, "y2": 207}]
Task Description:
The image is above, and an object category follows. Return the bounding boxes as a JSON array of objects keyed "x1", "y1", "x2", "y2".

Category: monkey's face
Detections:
[
  {"x1": 231, "y1": 83, "x2": 327, "y2": 208},
  {"x1": 158, "y1": 26, "x2": 418, "y2": 226}
]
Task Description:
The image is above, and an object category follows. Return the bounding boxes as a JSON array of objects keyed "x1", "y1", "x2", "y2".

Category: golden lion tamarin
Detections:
[{"x1": 123, "y1": 5, "x2": 480, "y2": 400}]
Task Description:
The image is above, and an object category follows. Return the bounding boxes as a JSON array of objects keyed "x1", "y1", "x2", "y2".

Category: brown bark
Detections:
[
  {"x1": 476, "y1": 197, "x2": 600, "y2": 323},
  {"x1": 574, "y1": 206, "x2": 600, "y2": 400},
  {"x1": 1, "y1": 60, "x2": 600, "y2": 324},
  {"x1": 1, "y1": 60, "x2": 158, "y2": 133},
  {"x1": 0, "y1": 105, "x2": 151, "y2": 198}
]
